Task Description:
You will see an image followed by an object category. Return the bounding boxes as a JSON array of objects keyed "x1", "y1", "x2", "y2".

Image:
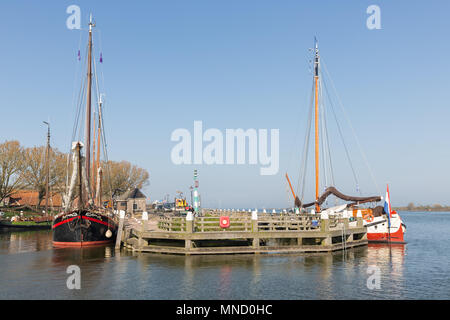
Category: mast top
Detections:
[
  {"x1": 89, "y1": 13, "x2": 96, "y2": 31},
  {"x1": 314, "y1": 38, "x2": 320, "y2": 77}
]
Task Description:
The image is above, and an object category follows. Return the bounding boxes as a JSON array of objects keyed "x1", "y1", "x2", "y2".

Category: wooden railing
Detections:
[
  {"x1": 158, "y1": 215, "x2": 186, "y2": 231},
  {"x1": 158, "y1": 214, "x2": 343, "y2": 233},
  {"x1": 194, "y1": 216, "x2": 252, "y2": 232},
  {"x1": 258, "y1": 215, "x2": 318, "y2": 231}
]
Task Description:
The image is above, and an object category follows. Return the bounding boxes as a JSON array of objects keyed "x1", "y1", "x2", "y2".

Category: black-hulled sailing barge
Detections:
[{"x1": 53, "y1": 16, "x2": 117, "y2": 246}]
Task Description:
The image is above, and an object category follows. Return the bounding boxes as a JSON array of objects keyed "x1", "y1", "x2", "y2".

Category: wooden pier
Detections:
[{"x1": 117, "y1": 210, "x2": 367, "y2": 255}]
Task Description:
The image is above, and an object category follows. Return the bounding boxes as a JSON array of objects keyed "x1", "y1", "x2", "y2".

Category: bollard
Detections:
[
  {"x1": 343, "y1": 210, "x2": 350, "y2": 230},
  {"x1": 186, "y1": 211, "x2": 194, "y2": 233},
  {"x1": 320, "y1": 211, "x2": 329, "y2": 232},
  {"x1": 141, "y1": 211, "x2": 148, "y2": 231},
  {"x1": 320, "y1": 210, "x2": 331, "y2": 246},
  {"x1": 138, "y1": 211, "x2": 148, "y2": 250},
  {"x1": 356, "y1": 210, "x2": 363, "y2": 227},
  {"x1": 251, "y1": 210, "x2": 259, "y2": 250},
  {"x1": 185, "y1": 211, "x2": 194, "y2": 250},
  {"x1": 115, "y1": 210, "x2": 125, "y2": 251}
]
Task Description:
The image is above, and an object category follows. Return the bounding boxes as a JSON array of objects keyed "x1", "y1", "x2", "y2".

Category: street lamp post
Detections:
[{"x1": 43, "y1": 121, "x2": 50, "y2": 217}]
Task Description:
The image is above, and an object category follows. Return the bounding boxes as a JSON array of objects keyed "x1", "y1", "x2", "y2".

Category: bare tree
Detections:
[
  {"x1": 0, "y1": 140, "x2": 26, "y2": 204},
  {"x1": 22, "y1": 146, "x2": 66, "y2": 209},
  {"x1": 103, "y1": 160, "x2": 149, "y2": 197}
]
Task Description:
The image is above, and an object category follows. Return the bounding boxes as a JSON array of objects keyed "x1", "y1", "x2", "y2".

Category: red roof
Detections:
[{"x1": 7, "y1": 190, "x2": 62, "y2": 207}]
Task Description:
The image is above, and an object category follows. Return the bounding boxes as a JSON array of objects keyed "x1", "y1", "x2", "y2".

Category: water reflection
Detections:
[
  {"x1": 0, "y1": 229, "x2": 52, "y2": 254},
  {"x1": 367, "y1": 243, "x2": 406, "y2": 280},
  {"x1": 0, "y1": 227, "x2": 412, "y2": 299}
]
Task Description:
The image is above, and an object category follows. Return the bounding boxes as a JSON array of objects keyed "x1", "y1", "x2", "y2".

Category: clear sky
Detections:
[{"x1": 0, "y1": 1, "x2": 449, "y2": 208}]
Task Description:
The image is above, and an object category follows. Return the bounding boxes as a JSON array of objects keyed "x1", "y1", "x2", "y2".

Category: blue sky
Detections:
[{"x1": 0, "y1": 1, "x2": 449, "y2": 208}]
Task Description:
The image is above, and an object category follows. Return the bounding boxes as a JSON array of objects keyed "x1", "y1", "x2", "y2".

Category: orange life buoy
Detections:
[{"x1": 363, "y1": 213, "x2": 374, "y2": 223}]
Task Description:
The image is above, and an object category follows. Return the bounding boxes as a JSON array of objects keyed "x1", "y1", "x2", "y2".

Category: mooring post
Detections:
[
  {"x1": 251, "y1": 209, "x2": 259, "y2": 250},
  {"x1": 141, "y1": 211, "x2": 148, "y2": 232},
  {"x1": 343, "y1": 210, "x2": 350, "y2": 230},
  {"x1": 320, "y1": 210, "x2": 331, "y2": 246},
  {"x1": 185, "y1": 211, "x2": 194, "y2": 250},
  {"x1": 115, "y1": 210, "x2": 125, "y2": 251},
  {"x1": 342, "y1": 210, "x2": 352, "y2": 243},
  {"x1": 356, "y1": 210, "x2": 367, "y2": 240},
  {"x1": 356, "y1": 210, "x2": 363, "y2": 227},
  {"x1": 138, "y1": 211, "x2": 148, "y2": 250}
]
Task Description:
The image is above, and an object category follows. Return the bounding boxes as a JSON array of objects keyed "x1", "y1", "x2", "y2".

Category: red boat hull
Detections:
[{"x1": 367, "y1": 223, "x2": 405, "y2": 244}]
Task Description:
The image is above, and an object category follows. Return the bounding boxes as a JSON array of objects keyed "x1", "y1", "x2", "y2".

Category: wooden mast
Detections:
[
  {"x1": 95, "y1": 96, "x2": 102, "y2": 206},
  {"x1": 96, "y1": 97, "x2": 102, "y2": 171},
  {"x1": 85, "y1": 15, "x2": 95, "y2": 194},
  {"x1": 77, "y1": 143, "x2": 83, "y2": 212},
  {"x1": 314, "y1": 39, "x2": 320, "y2": 212},
  {"x1": 92, "y1": 111, "x2": 96, "y2": 198}
]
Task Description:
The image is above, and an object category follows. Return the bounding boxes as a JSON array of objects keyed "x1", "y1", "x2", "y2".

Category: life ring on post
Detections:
[
  {"x1": 220, "y1": 216, "x2": 230, "y2": 228},
  {"x1": 363, "y1": 212, "x2": 374, "y2": 223}
]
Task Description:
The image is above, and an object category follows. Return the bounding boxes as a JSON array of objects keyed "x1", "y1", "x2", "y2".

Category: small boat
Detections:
[
  {"x1": 0, "y1": 216, "x2": 52, "y2": 230},
  {"x1": 52, "y1": 15, "x2": 118, "y2": 246},
  {"x1": 285, "y1": 39, "x2": 405, "y2": 244}
]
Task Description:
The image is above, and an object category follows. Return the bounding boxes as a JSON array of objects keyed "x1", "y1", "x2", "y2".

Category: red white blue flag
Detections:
[{"x1": 384, "y1": 185, "x2": 392, "y2": 228}]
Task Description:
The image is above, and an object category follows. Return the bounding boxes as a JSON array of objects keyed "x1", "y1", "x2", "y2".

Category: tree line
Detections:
[
  {"x1": 0, "y1": 140, "x2": 149, "y2": 209},
  {"x1": 393, "y1": 203, "x2": 450, "y2": 212}
]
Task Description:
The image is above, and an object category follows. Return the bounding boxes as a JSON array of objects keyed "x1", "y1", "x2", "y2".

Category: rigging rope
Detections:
[
  {"x1": 66, "y1": 43, "x2": 88, "y2": 194},
  {"x1": 286, "y1": 54, "x2": 315, "y2": 207},
  {"x1": 319, "y1": 75, "x2": 328, "y2": 192},
  {"x1": 321, "y1": 58, "x2": 381, "y2": 196},
  {"x1": 321, "y1": 71, "x2": 360, "y2": 191},
  {"x1": 297, "y1": 81, "x2": 315, "y2": 203},
  {"x1": 322, "y1": 81, "x2": 336, "y2": 187},
  {"x1": 92, "y1": 30, "x2": 115, "y2": 205}
]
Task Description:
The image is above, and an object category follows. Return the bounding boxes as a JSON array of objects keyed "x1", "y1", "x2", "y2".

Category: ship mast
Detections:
[
  {"x1": 314, "y1": 39, "x2": 320, "y2": 212},
  {"x1": 95, "y1": 95, "x2": 103, "y2": 206},
  {"x1": 85, "y1": 15, "x2": 95, "y2": 193}
]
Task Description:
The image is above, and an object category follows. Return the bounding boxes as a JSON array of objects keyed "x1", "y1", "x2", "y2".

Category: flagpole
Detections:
[{"x1": 387, "y1": 184, "x2": 391, "y2": 243}]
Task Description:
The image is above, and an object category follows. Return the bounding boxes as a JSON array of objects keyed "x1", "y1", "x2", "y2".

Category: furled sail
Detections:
[{"x1": 297, "y1": 186, "x2": 381, "y2": 208}]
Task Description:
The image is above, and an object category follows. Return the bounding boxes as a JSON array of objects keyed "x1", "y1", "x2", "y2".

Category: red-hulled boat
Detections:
[
  {"x1": 366, "y1": 210, "x2": 406, "y2": 243},
  {"x1": 284, "y1": 39, "x2": 406, "y2": 245},
  {"x1": 365, "y1": 186, "x2": 406, "y2": 243}
]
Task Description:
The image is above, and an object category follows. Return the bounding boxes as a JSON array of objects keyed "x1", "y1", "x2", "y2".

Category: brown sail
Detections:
[{"x1": 297, "y1": 186, "x2": 381, "y2": 208}]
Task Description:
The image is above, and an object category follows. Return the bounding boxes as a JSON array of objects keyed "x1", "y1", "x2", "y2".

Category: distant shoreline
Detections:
[{"x1": 394, "y1": 206, "x2": 450, "y2": 212}]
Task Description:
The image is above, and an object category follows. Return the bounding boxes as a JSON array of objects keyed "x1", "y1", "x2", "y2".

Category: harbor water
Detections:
[{"x1": 0, "y1": 211, "x2": 449, "y2": 300}]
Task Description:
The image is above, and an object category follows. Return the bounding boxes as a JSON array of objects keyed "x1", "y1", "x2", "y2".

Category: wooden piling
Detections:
[{"x1": 115, "y1": 210, "x2": 125, "y2": 251}]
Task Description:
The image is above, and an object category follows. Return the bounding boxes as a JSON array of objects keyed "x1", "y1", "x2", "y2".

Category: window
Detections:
[{"x1": 133, "y1": 204, "x2": 137, "y2": 210}]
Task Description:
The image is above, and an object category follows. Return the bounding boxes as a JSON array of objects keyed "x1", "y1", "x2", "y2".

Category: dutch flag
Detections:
[{"x1": 384, "y1": 185, "x2": 392, "y2": 228}]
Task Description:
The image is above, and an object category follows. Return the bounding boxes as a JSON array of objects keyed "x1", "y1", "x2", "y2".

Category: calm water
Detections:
[{"x1": 0, "y1": 212, "x2": 449, "y2": 300}]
